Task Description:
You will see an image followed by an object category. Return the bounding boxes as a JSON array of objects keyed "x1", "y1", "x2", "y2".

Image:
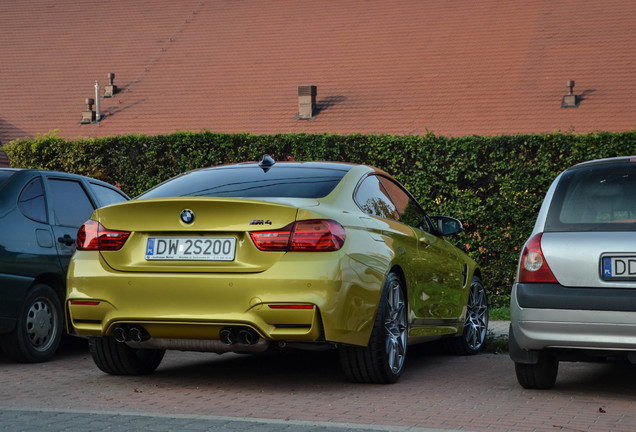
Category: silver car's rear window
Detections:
[
  {"x1": 139, "y1": 164, "x2": 351, "y2": 199},
  {"x1": 546, "y1": 161, "x2": 636, "y2": 232}
]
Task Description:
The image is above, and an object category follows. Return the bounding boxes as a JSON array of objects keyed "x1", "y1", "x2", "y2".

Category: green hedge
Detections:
[{"x1": 5, "y1": 130, "x2": 636, "y2": 307}]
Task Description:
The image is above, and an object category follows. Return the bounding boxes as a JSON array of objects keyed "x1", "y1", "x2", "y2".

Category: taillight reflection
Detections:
[
  {"x1": 518, "y1": 233, "x2": 557, "y2": 283},
  {"x1": 76, "y1": 220, "x2": 130, "y2": 251},
  {"x1": 250, "y1": 220, "x2": 345, "y2": 252}
]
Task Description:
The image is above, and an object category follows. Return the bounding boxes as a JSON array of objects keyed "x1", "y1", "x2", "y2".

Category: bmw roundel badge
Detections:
[{"x1": 180, "y1": 209, "x2": 195, "y2": 224}]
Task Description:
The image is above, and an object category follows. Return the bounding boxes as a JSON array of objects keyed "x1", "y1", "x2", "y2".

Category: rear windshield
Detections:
[
  {"x1": 138, "y1": 165, "x2": 351, "y2": 199},
  {"x1": 546, "y1": 161, "x2": 636, "y2": 232}
]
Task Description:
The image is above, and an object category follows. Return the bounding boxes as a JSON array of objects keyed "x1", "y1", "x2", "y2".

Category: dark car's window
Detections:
[
  {"x1": 138, "y1": 165, "x2": 350, "y2": 199},
  {"x1": 546, "y1": 161, "x2": 636, "y2": 232},
  {"x1": 0, "y1": 170, "x2": 16, "y2": 189},
  {"x1": 89, "y1": 182, "x2": 128, "y2": 207},
  {"x1": 18, "y1": 178, "x2": 47, "y2": 223},
  {"x1": 378, "y1": 176, "x2": 429, "y2": 230},
  {"x1": 48, "y1": 179, "x2": 95, "y2": 227},
  {"x1": 355, "y1": 175, "x2": 399, "y2": 220}
]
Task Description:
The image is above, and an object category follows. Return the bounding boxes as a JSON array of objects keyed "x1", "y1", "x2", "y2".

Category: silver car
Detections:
[{"x1": 509, "y1": 156, "x2": 636, "y2": 389}]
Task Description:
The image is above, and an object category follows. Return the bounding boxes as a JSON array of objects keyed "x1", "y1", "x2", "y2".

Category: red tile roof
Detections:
[{"x1": 1, "y1": 1, "x2": 635, "y2": 149}]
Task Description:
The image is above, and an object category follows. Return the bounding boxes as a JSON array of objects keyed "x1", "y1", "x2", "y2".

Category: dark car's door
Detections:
[
  {"x1": 0, "y1": 174, "x2": 62, "y2": 329},
  {"x1": 44, "y1": 175, "x2": 129, "y2": 270},
  {"x1": 45, "y1": 177, "x2": 99, "y2": 270}
]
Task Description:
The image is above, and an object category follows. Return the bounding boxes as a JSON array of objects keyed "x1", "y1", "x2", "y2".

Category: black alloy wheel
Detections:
[
  {"x1": 446, "y1": 276, "x2": 488, "y2": 355},
  {"x1": 339, "y1": 272, "x2": 408, "y2": 384}
]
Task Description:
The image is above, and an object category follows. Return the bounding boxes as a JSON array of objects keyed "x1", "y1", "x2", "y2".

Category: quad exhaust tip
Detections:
[
  {"x1": 219, "y1": 327, "x2": 261, "y2": 346},
  {"x1": 113, "y1": 325, "x2": 262, "y2": 346},
  {"x1": 112, "y1": 326, "x2": 150, "y2": 343}
]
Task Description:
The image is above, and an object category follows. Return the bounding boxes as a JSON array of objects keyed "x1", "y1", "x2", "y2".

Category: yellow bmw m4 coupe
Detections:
[{"x1": 66, "y1": 156, "x2": 487, "y2": 383}]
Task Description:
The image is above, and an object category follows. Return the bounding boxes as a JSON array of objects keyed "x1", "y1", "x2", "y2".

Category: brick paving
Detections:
[{"x1": 1, "y1": 329, "x2": 635, "y2": 432}]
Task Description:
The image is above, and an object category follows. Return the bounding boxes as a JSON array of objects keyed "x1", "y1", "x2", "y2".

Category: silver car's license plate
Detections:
[
  {"x1": 601, "y1": 256, "x2": 636, "y2": 280},
  {"x1": 145, "y1": 237, "x2": 236, "y2": 261}
]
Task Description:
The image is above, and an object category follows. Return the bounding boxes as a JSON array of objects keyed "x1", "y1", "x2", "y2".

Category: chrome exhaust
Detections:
[
  {"x1": 112, "y1": 326, "x2": 149, "y2": 343},
  {"x1": 219, "y1": 328, "x2": 234, "y2": 345},
  {"x1": 238, "y1": 329, "x2": 258, "y2": 345},
  {"x1": 129, "y1": 327, "x2": 142, "y2": 343},
  {"x1": 113, "y1": 327, "x2": 127, "y2": 343}
]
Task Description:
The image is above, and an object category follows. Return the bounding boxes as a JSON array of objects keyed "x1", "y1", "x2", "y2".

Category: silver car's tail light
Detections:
[{"x1": 518, "y1": 233, "x2": 557, "y2": 283}]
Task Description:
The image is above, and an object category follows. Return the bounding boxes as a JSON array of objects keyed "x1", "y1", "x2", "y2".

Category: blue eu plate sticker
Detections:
[
  {"x1": 603, "y1": 257, "x2": 612, "y2": 278},
  {"x1": 146, "y1": 238, "x2": 155, "y2": 256}
]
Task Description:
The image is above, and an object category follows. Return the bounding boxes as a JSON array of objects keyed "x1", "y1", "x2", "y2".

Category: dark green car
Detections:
[{"x1": 0, "y1": 169, "x2": 128, "y2": 362}]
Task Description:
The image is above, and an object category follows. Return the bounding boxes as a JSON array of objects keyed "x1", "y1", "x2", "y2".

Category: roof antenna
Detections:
[{"x1": 259, "y1": 154, "x2": 276, "y2": 172}]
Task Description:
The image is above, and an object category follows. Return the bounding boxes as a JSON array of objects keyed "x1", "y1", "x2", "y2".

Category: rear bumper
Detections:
[
  {"x1": 516, "y1": 282, "x2": 636, "y2": 312},
  {"x1": 66, "y1": 250, "x2": 385, "y2": 347},
  {"x1": 510, "y1": 282, "x2": 636, "y2": 359}
]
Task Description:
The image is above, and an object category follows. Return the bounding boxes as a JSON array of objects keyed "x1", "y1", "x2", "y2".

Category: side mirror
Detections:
[{"x1": 430, "y1": 216, "x2": 463, "y2": 236}]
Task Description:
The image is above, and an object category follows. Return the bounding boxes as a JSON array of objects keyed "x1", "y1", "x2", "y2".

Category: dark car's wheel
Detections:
[
  {"x1": 515, "y1": 352, "x2": 559, "y2": 389},
  {"x1": 339, "y1": 272, "x2": 407, "y2": 384},
  {"x1": 88, "y1": 336, "x2": 165, "y2": 375},
  {"x1": 445, "y1": 276, "x2": 488, "y2": 355},
  {"x1": 0, "y1": 283, "x2": 63, "y2": 363}
]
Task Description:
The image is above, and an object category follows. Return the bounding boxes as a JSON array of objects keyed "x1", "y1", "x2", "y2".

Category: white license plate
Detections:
[
  {"x1": 602, "y1": 256, "x2": 636, "y2": 280},
  {"x1": 145, "y1": 237, "x2": 236, "y2": 261}
]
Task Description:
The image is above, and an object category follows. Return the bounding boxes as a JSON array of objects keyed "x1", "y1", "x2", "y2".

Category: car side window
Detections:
[
  {"x1": 378, "y1": 177, "x2": 429, "y2": 231},
  {"x1": 18, "y1": 178, "x2": 48, "y2": 223},
  {"x1": 354, "y1": 175, "x2": 400, "y2": 220},
  {"x1": 89, "y1": 182, "x2": 128, "y2": 207},
  {"x1": 48, "y1": 179, "x2": 95, "y2": 227}
]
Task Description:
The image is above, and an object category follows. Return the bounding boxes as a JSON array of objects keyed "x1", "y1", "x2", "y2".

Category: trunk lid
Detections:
[
  {"x1": 541, "y1": 231, "x2": 636, "y2": 288},
  {"x1": 94, "y1": 197, "x2": 300, "y2": 273}
]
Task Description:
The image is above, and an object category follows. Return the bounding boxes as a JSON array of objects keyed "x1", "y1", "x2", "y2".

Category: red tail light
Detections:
[
  {"x1": 250, "y1": 220, "x2": 345, "y2": 252},
  {"x1": 518, "y1": 233, "x2": 558, "y2": 283},
  {"x1": 70, "y1": 300, "x2": 100, "y2": 306},
  {"x1": 76, "y1": 220, "x2": 131, "y2": 251}
]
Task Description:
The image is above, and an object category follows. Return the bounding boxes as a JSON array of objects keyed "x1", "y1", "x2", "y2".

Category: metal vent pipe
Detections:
[{"x1": 94, "y1": 80, "x2": 101, "y2": 122}]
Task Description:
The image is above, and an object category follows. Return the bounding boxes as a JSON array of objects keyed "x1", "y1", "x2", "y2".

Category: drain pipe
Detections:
[{"x1": 94, "y1": 80, "x2": 101, "y2": 122}]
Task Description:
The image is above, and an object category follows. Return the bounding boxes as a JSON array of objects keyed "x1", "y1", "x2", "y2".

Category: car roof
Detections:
[
  {"x1": 569, "y1": 156, "x2": 636, "y2": 170},
  {"x1": 0, "y1": 168, "x2": 127, "y2": 193},
  {"x1": 198, "y1": 160, "x2": 356, "y2": 171}
]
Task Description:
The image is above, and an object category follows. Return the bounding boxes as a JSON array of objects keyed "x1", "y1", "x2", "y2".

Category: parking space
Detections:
[{"x1": 1, "y1": 339, "x2": 635, "y2": 432}]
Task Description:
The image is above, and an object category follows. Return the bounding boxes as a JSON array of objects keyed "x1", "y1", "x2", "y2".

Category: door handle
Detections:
[{"x1": 58, "y1": 234, "x2": 75, "y2": 246}]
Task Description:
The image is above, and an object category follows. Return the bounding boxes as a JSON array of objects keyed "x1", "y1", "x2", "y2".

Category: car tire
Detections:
[
  {"x1": 445, "y1": 276, "x2": 488, "y2": 355},
  {"x1": 339, "y1": 272, "x2": 408, "y2": 384},
  {"x1": 0, "y1": 283, "x2": 63, "y2": 363},
  {"x1": 514, "y1": 352, "x2": 559, "y2": 389},
  {"x1": 88, "y1": 336, "x2": 165, "y2": 375}
]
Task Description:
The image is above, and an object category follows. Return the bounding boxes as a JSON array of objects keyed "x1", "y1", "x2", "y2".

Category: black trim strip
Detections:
[{"x1": 516, "y1": 283, "x2": 636, "y2": 312}]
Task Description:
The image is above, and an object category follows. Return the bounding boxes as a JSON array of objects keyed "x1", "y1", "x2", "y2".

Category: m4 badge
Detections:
[{"x1": 250, "y1": 219, "x2": 272, "y2": 225}]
